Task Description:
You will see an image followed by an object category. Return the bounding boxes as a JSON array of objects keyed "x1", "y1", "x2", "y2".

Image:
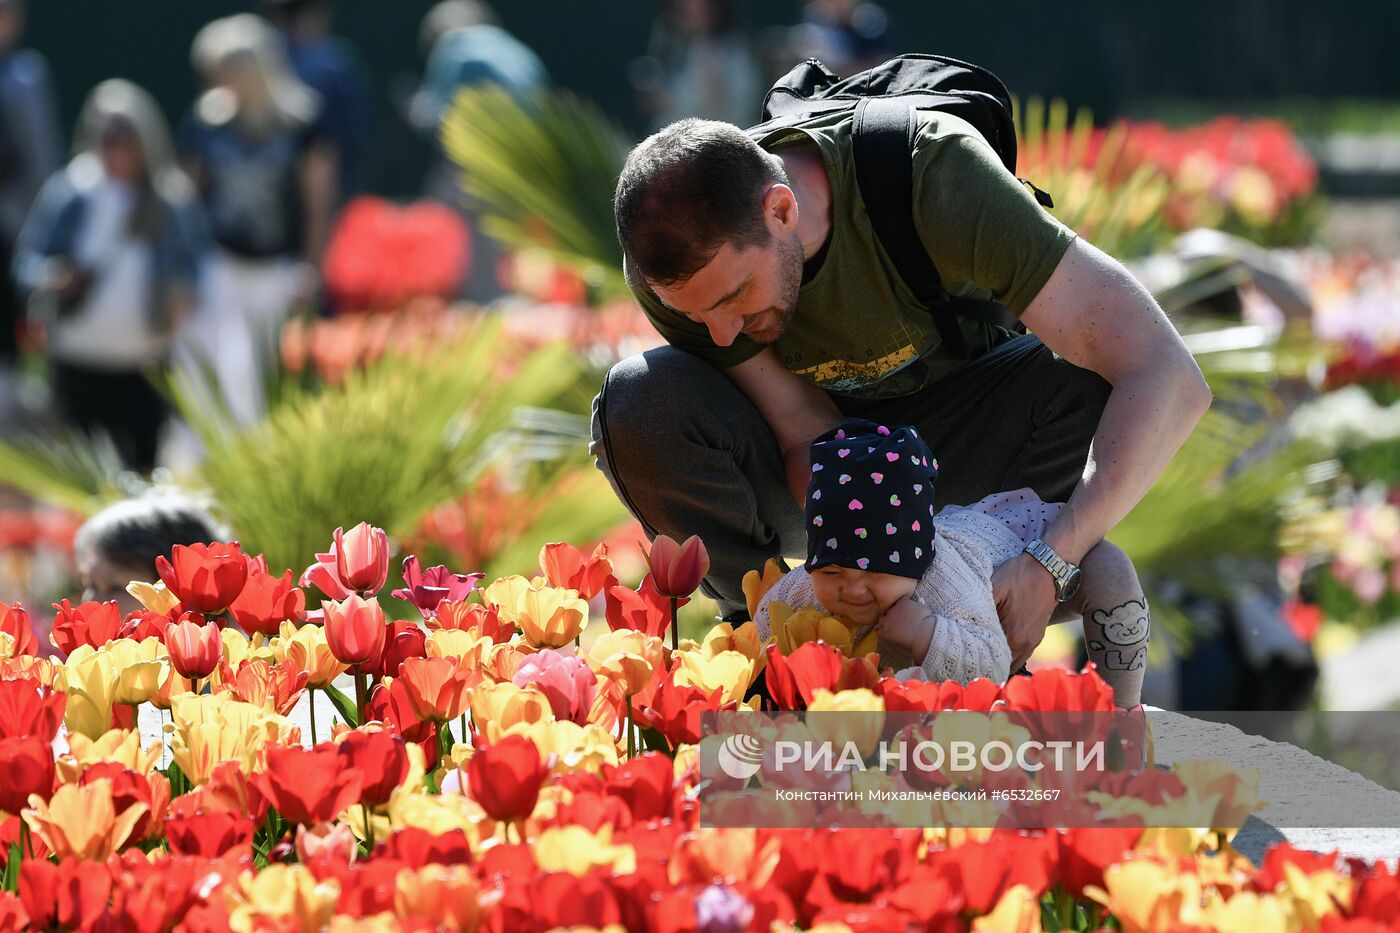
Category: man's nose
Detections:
[{"x1": 704, "y1": 314, "x2": 742, "y2": 348}]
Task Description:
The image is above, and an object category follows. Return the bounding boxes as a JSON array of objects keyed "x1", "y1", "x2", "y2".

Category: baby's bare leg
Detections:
[{"x1": 1065, "y1": 540, "x2": 1149, "y2": 708}]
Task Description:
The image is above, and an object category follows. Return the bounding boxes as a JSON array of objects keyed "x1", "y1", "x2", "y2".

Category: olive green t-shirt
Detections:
[{"x1": 630, "y1": 109, "x2": 1077, "y2": 399}]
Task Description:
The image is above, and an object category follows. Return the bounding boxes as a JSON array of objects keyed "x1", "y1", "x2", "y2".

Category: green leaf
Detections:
[
  {"x1": 1, "y1": 842, "x2": 18, "y2": 893},
  {"x1": 323, "y1": 683, "x2": 360, "y2": 728}
]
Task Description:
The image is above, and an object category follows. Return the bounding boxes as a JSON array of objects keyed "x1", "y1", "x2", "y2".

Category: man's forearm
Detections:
[{"x1": 1042, "y1": 366, "x2": 1211, "y2": 565}]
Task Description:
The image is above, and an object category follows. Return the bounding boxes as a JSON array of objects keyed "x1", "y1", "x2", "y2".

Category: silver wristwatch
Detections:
[{"x1": 1024, "y1": 538, "x2": 1082, "y2": 602}]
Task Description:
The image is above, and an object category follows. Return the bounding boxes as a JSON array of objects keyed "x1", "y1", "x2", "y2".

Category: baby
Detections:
[{"x1": 754, "y1": 418, "x2": 1150, "y2": 708}]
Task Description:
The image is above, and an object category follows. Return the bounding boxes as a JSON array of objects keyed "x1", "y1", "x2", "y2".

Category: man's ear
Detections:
[{"x1": 762, "y1": 184, "x2": 799, "y2": 234}]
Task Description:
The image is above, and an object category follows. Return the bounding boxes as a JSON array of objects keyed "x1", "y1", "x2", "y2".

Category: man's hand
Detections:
[{"x1": 992, "y1": 553, "x2": 1058, "y2": 673}]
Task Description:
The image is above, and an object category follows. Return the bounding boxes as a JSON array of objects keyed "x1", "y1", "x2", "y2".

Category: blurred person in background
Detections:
[
  {"x1": 262, "y1": 0, "x2": 373, "y2": 200},
  {"x1": 409, "y1": 0, "x2": 548, "y2": 303},
  {"x1": 12, "y1": 80, "x2": 203, "y2": 473},
  {"x1": 74, "y1": 491, "x2": 224, "y2": 617},
  {"x1": 0, "y1": 0, "x2": 60, "y2": 406},
  {"x1": 791, "y1": 0, "x2": 891, "y2": 75},
  {"x1": 180, "y1": 13, "x2": 336, "y2": 425},
  {"x1": 630, "y1": 0, "x2": 762, "y2": 129}
]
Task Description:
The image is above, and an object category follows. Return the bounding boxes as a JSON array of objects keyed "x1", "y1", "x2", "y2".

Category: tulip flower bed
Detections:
[{"x1": 0, "y1": 524, "x2": 1397, "y2": 932}]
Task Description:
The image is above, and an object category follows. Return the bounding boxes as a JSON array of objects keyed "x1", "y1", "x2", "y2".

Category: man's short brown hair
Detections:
[{"x1": 614, "y1": 118, "x2": 788, "y2": 288}]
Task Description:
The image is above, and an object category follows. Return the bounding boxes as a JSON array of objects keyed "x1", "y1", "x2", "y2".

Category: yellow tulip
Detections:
[
  {"x1": 23, "y1": 779, "x2": 147, "y2": 860},
  {"x1": 394, "y1": 864, "x2": 500, "y2": 930},
  {"x1": 1084, "y1": 858, "x2": 1204, "y2": 933},
  {"x1": 742, "y1": 558, "x2": 785, "y2": 620},
  {"x1": 108, "y1": 636, "x2": 169, "y2": 705},
  {"x1": 0, "y1": 654, "x2": 64, "y2": 688},
  {"x1": 807, "y1": 688, "x2": 885, "y2": 759},
  {"x1": 226, "y1": 864, "x2": 339, "y2": 933},
  {"x1": 221, "y1": 626, "x2": 276, "y2": 673},
  {"x1": 127, "y1": 579, "x2": 181, "y2": 616},
  {"x1": 388, "y1": 791, "x2": 488, "y2": 844},
  {"x1": 973, "y1": 884, "x2": 1042, "y2": 933},
  {"x1": 63, "y1": 644, "x2": 120, "y2": 739},
  {"x1": 672, "y1": 649, "x2": 754, "y2": 705},
  {"x1": 425, "y1": 628, "x2": 495, "y2": 671},
  {"x1": 770, "y1": 602, "x2": 854, "y2": 656},
  {"x1": 516, "y1": 583, "x2": 588, "y2": 648},
  {"x1": 0, "y1": 632, "x2": 14, "y2": 661},
  {"x1": 469, "y1": 681, "x2": 553, "y2": 743},
  {"x1": 513, "y1": 719, "x2": 617, "y2": 774},
  {"x1": 587, "y1": 629, "x2": 665, "y2": 697},
  {"x1": 1277, "y1": 863, "x2": 1352, "y2": 929},
  {"x1": 170, "y1": 693, "x2": 296, "y2": 784},
  {"x1": 1171, "y1": 758, "x2": 1264, "y2": 829},
  {"x1": 58, "y1": 729, "x2": 163, "y2": 783},
  {"x1": 482, "y1": 575, "x2": 532, "y2": 622},
  {"x1": 701, "y1": 619, "x2": 766, "y2": 661},
  {"x1": 534, "y1": 825, "x2": 635, "y2": 876},
  {"x1": 1199, "y1": 890, "x2": 1295, "y2": 933},
  {"x1": 277, "y1": 621, "x2": 348, "y2": 689},
  {"x1": 329, "y1": 913, "x2": 401, "y2": 933}
]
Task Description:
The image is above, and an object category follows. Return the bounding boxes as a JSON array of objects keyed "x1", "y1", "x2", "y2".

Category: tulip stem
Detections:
[
  {"x1": 354, "y1": 668, "x2": 366, "y2": 726},
  {"x1": 363, "y1": 807, "x2": 375, "y2": 852},
  {"x1": 309, "y1": 689, "x2": 318, "y2": 745},
  {"x1": 18, "y1": 822, "x2": 30, "y2": 860},
  {"x1": 626, "y1": 697, "x2": 634, "y2": 758},
  {"x1": 669, "y1": 597, "x2": 678, "y2": 651},
  {"x1": 458, "y1": 713, "x2": 467, "y2": 745}
]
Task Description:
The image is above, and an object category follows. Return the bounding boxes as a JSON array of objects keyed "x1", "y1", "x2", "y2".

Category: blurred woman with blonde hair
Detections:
[{"x1": 180, "y1": 13, "x2": 337, "y2": 425}]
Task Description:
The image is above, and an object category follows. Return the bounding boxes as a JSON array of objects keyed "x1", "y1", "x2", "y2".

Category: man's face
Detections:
[{"x1": 650, "y1": 231, "x2": 805, "y2": 348}]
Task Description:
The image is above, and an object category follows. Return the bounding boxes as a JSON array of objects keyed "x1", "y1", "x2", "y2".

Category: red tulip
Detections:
[
  {"x1": 338, "y1": 729, "x2": 410, "y2": 807},
  {"x1": 634, "y1": 671, "x2": 733, "y2": 748},
  {"x1": 467, "y1": 734, "x2": 549, "y2": 823},
  {"x1": 300, "y1": 548, "x2": 352, "y2": 601},
  {"x1": 118, "y1": 608, "x2": 170, "y2": 642},
  {"x1": 0, "y1": 735, "x2": 55, "y2": 813},
  {"x1": 512, "y1": 649, "x2": 597, "y2": 725},
  {"x1": 1057, "y1": 827, "x2": 1143, "y2": 896},
  {"x1": 104, "y1": 850, "x2": 208, "y2": 933},
  {"x1": 229, "y1": 568, "x2": 306, "y2": 637},
  {"x1": 19, "y1": 858, "x2": 112, "y2": 933},
  {"x1": 155, "y1": 542, "x2": 248, "y2": 614},
  {"x1": 164, "y1": 798, "x2": 255, "y2": 857},
  {"x1": 0, "y1": 602, "x2": 37, "y2": 656},
  {"x1": 366, "y1": 677, "x2": 435, "y2": 745},
  {"x1": 602, "y1": 753, "x2": 675, "y2": 822},
  {"x1": 79, "y1": 761, "x2": 169, "y2": 844},
  {"x1": 1001, "y1": 667, "x2": 1115, "y2": 713},
  {"x1": 0, "y1": 679, "x2": 65, "y2": 742},
  {"x1": 254, "y1": 743, "x2": 363, "y2": 825},
  {"x1": 50, "y1": 598, "x2": 122, "y2": 655},
  {"x1": 368, "y1": 617, "x2": 427, "y2": 680},
  {"x1": 646, "y1": 534, "x2": 709, "y2": 598},
  {"x1": 204, "y1": 759, "x2": 270, "y2": 824},
  {"x1": 334, "y1": 522, "x2": 389, "y2": 595},
  {"x1": 764, "y1": 642, "x2": 845, "y2": 710},
  {"x1": 381, "y1": 827, "x2": 473, "y2": 867},
  {"x1": 539, "y1": 542, "x2": 615, "y2": 600},
  {"x1": 164, "y1": 614, "x2": 222, "y2": 680},
  {"x1": 0, "y1": 891, "x2": 26, "y2": 932},
  {"x1": 323, "y1": 594, "x2": 387, "y2": 669},
  {"x1": 392, "y1": 555, "x2": 483, "y2": 619},
  {"x1": 603, "y1": 580, "x2": 673, "y2": 638},
  {"x1": 434, "y1": 599, "x2": 515, "y2": 643}
]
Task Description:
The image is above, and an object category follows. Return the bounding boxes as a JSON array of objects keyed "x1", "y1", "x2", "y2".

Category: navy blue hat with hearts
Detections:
[{"x1": 804, "y1": 418, "x2": 939, "y2": 580}]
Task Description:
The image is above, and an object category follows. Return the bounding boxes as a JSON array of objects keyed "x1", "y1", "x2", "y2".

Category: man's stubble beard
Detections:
[{"x1": 747, "y1": 234, "x2": 805, "y2": 345}]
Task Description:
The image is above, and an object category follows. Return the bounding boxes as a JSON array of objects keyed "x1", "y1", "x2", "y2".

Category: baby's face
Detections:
[{"x1": 809, "y1": 565, "x2": 916, "y2": 627}]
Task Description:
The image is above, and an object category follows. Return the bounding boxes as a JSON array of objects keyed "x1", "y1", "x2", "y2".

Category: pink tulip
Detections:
[
  {"x1": 647, "y1": 534, "x2": 710, "y2": 599},
  {"x1": 334, "y1": 522, "x2": 390, "y2": 596},
  {"x1": 512, "y1": 648, "x2": 597, "y2": 725},
  {"x1": 323, "y1": 594, "x2": 387, "y2": 668},
  {"x1": 164, "y1": 614, "x2": 222, "y2": 681},
  {"x1": 391, "y1": 555, "x2": 483, "y2": 619}
]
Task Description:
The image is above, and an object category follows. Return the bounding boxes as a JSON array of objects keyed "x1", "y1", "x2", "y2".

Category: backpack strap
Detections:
[{"x1": 851, "y1": 97, "x2": 1024, "y2": 359}]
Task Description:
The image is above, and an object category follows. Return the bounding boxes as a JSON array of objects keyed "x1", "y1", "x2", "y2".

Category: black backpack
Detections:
[{"x1": 746, "y1": 54, "x2": 1053, "y2": 359}]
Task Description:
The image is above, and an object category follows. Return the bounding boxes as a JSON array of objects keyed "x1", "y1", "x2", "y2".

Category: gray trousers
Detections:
[{"x1": 590, "y1": 333, "x2": 1112, "y2": 617}]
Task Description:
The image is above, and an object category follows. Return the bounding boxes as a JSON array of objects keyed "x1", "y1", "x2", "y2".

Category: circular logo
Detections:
[{"x1": 716, "y1": 733, "x2": 764, "y2": 780}]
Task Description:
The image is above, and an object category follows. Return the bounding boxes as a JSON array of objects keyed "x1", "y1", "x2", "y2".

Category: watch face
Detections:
[{"x1": 1059, "y1": 569, "x2": 1082, "y2": 602}]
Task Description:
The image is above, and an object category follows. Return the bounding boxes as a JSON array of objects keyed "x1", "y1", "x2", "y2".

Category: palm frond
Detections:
[
  {"x1": 166, "y1": 316, "x2": 596, "y2": 573},
  {"x1": 440, "y1": 86, "x2": 630, "y2": 298},
  {"x1": 0, "y1": 429, "x2": 130, "y2": 514}
]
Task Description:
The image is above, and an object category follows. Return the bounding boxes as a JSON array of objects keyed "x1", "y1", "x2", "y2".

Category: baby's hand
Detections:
[{"x1": 878, "y1": 595, "x2": 937, "y2": 662}]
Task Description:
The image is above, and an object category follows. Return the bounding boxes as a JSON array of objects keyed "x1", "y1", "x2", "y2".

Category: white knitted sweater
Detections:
[{"x1": 755, "y1": 505, "x2": 1021, "y2": 683}]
